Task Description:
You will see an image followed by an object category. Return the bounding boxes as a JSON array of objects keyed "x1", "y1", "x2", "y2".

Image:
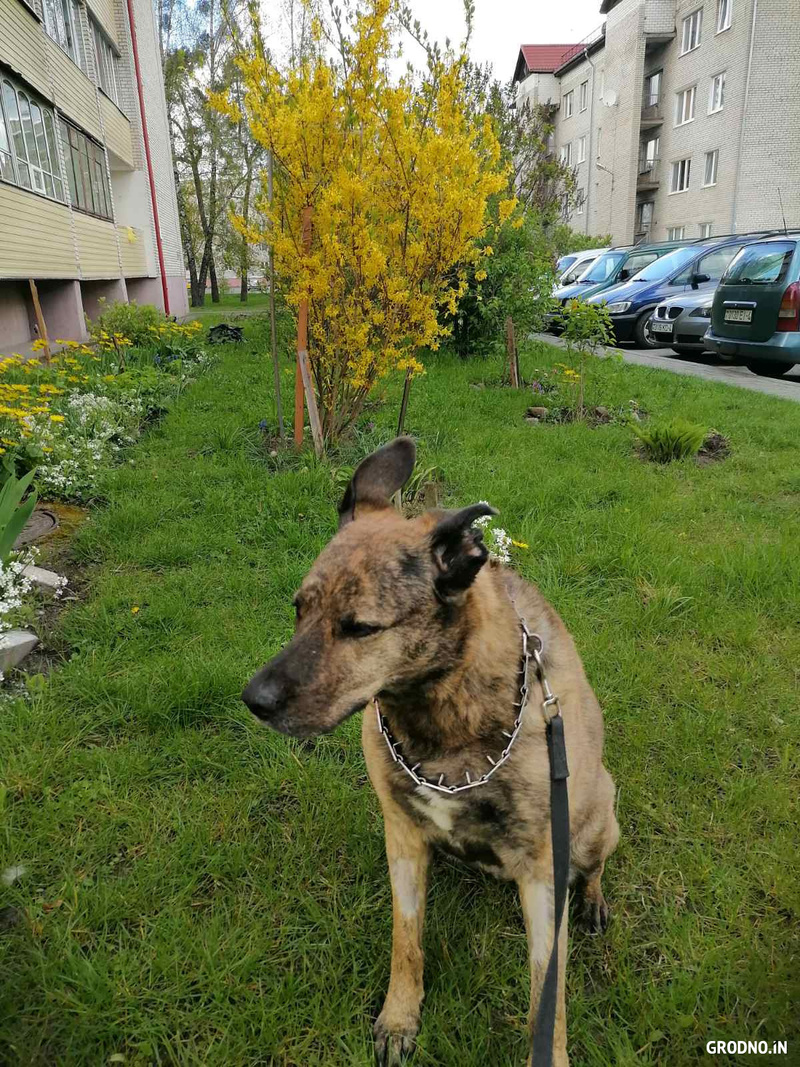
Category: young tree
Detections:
[{"x1": 211, "y1": 0, "x2": 510, "y2": 441}]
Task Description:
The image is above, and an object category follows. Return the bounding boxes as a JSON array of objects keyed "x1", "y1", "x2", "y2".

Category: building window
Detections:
[
  {"x1": 576, "y1": 189, "x2": 585, "y2": 215},
  {"x1": 716, "y1": 0, "x2": 732, "y2": 32},
  {"x1": 668, "y1": 226, "x2": 685, "y2": 240},
  {"x1": 563, "y1": 90, "x2": 574, "y2": 118},
  {"x1": 636, "y1": 200, "x2": 654, "y2": 235},
  {"x1": 644, "y1": 70, "x2": 661, "y2": 108},
  {"x1": 60, "y1": 119, "x2": 112, "y2": 219},
  {"x1": 560, "y1": 142, "x2": 572, "y2": 166},
  {"x1": 703, "y1": 149, "x2": 719, "y2": 187},
  {"x1": 699, "y1": 222, "x2": 713, "y2": 238},
  {"x1": 579, "y1": 80, "x2": 588, "y2": 111},
  {"x1": 670, "y1": 157, "x2": 691, "y2": 193},
  {"x1": 681, "y1": 9, "x2": 703, "y2": 54},
  {"x1": 91, "y1": 17, "x2": 120, "y2": 105},
  {"x1": 577, "y1": 135, "x2": 587, "y2": 164},
  {"x1": 675, "y1": 86, "x2": 696, "y2": 126},
  {"x1": 0, "y1": 76, "x2": 65, "y2": 200},
  {"x1": 709, "y1": 72, "x2": 726, "y2": 113}
]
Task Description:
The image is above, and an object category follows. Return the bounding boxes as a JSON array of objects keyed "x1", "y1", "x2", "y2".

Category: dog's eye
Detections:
[{"x1": 339, "y1": 617, "x2": 383, "y2": 639}]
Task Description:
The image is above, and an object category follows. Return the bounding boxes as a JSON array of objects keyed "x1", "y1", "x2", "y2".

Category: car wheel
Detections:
[
  {"x1": 636, "y1": 311, "x2": 662, "y2": 349},
  {"x1": 745, "y1": 361, "x2": 791, "y2": 378}
]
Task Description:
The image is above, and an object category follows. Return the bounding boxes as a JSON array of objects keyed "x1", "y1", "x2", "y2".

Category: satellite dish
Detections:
[{"x1": 604, "y1": 90, "x2": 618, "y2": 106}]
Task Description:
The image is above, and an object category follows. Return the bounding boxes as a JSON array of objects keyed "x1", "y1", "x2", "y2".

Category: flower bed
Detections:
[{"x1": 0, "y1": 318, "x2": 209, "y2": 502}]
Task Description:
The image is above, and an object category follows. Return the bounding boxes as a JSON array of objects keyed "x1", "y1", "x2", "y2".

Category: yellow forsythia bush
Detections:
[{"x1": 210, "y1": 0, "x2": 513, "y2": 440}]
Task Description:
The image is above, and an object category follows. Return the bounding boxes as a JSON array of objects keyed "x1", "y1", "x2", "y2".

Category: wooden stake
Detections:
[
  {"x1": 28, "y1": 280, "x2": 51, "y2": 363},
  {"x1": 267, "y1": 151, "x2": 284, "y2": 439},
  {"x1": 294, "y1": 205, "x2": 312, "y2": 449},
  {"x1": 297, "y1": 348, "x2": 324, "y2": 457},
  {"x1": 396, "y1": 367, "x2": 413, "y2": 436},
  {"x1": 505, "y1": 315, "x2": 518, "y2": 388}
]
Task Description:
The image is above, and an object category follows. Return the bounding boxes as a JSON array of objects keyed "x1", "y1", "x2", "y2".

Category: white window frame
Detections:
[
  {"x1": 670, "y1": 157, "x2": 692, "y2": 194},
  {"x1": 563, "y1": 90, "x2": 574, "y2": 118},
  {"x1": 675, "y1": 85, "x2": 696, "y2": 126},
  {"x1": 561, "y1": 141, "x2": 572, "y2": 166},
  {"x1": 91, "y1": 17, "x2": 120, "y2": 106},
  {"x1": 667, "y1": 226, "x2": 685, "y2": 241},
  {"x1": 0, "y1": 75, "x2": 65, "y2": 202},
  {"x1": 699, "y1": 223, "x2": 713, "y2": 238},
  {"x1": 644, "y1": 70, "x2": 662, "y2": 108},
  {"x1": 681, "y1": 9, "x2": 703, "y2": 55},
  {"x1": 576, "y1": 189, "x2": 585, "y2": 215},
  {"x1": 716, "y1": 0, "x2": 732, "y2": 33},
  {"x1": 579, "y1": 80, "x2": 588, "y2": 112},
  {"x1": 708, "y1": 72, "x2": 726, "y2": 114},
  {"x1": 703, "y1": 149, "x2": 719, "y2": 187},
  {"x1": 577, "y1": 135, "x2": 587, "y2": 164}
]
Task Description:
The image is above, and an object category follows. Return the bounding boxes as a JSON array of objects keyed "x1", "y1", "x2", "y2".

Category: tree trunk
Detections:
[{"x1": 209, "y1": 254, "x2": 220, "y2": 303}]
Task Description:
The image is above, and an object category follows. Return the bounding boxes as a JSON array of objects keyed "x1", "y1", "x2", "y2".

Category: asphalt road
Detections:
[{"x1": 533, "y1": 333, "x2": 800, "y2": 403}]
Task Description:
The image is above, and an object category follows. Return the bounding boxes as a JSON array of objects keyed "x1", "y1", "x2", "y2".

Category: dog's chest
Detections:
[{"x1": 402, "y1": 785, "x2": 520, "y2": 877}]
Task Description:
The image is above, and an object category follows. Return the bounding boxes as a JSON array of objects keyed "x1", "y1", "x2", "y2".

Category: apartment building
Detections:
[
  {"x1": 0, "y1": 0, "x2": 187, "y2": 352},
  {"x1": 513, "y1": 0, "x2": 800, "y2": 245}
]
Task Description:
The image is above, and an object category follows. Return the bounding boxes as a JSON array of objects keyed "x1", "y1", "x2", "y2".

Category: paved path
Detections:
[{"x1": 532, "y1": 333, "x2": 800, "y2": 403}]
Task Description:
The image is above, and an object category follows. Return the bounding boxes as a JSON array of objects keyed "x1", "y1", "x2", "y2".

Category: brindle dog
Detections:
[{"x1": 243, "y1": 437, "x2": 619, "y2": 1067}]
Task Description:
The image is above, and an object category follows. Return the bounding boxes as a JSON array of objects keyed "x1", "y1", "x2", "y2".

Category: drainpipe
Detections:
[
  {"x1": 730, "y1": 0, "x2": 758, "y2": 234},
  {"x1": 583, "y1": 47, "x2": 596, "y2": 235},
  {"x1": 125, "y1": 0, "x2": 170, "y2": 315}
]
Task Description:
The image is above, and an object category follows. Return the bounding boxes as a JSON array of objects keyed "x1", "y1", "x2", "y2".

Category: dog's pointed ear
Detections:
[
  {"x1": 338, "y1": 437, "x2": 416, "y2": 529},
  {"x1": 430, "y1": 503, "x2": 497, "y2": 597}
]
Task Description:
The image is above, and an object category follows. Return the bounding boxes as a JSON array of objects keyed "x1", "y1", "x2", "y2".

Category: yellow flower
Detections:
[
  {"x1": 511, "y1": 540, "x2": 529, "y2": 550},
  {"x1": 49, "y1": 414, "x2": 65, "y2": 423},
  {"x1": 131, "y1": 606, "x2": 140, "y2": 615}
]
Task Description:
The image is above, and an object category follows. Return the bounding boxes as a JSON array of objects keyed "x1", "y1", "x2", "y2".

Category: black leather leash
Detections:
[{"x1": 530, "y1": 707, "x2": 570, "y2": 1066}]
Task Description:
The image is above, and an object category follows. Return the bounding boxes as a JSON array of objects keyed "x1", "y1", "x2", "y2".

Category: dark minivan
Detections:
[{"x1": 705, "y1": 236, "x2": 800, "y2": 376}]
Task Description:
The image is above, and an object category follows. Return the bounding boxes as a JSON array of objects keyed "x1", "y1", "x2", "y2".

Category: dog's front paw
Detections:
[
  {"x1": 374, "y1": 1011, "x2": 418, "y2": 1066},
  {"x1": 580, "y1": 895, "x2": 610, "y2": 935}
]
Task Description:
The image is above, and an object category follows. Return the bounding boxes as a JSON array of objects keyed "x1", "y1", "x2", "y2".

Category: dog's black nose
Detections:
[{"x1": 242, "y1": 673, "x2": 284, "y2": 721}]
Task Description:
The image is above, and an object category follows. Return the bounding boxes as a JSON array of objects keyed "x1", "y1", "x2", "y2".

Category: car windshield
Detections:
[
  {"x1": 557, "y1": 255, "x2": 578, "y2": 274},
  {"x1": 579, "y1": 252, "x2": 626, "y2": 283},
  {"x1": 629, "y1": 246, "x2": 699, "y2": 282},
  {"x1": 721, "y1": 241, "x2": 796, "y2": 284}
]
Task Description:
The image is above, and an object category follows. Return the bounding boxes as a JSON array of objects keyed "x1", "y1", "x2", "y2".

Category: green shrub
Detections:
[
  {"x1": 88, "y1": 300, "x2": 166, "y2": 347},
  {"x1": 632, "y1": 418, "x2": 707, "y2": 463}
]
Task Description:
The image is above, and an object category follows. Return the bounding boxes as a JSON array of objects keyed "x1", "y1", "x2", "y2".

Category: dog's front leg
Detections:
[
  {"x1": 374, "y1": 809, "x2": 430, "y2": 1066},
  {"x1": 518, "y1": 870, "x2": 569, "y2": 1067}
]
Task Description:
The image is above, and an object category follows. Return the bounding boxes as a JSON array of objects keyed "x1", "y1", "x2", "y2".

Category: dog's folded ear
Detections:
[
  {"x1": 338, "y1": 437, "x2": 416, "y2": 528},
  {"x1": 430, "y1": 503, "x2": 497, "y2": 597}
]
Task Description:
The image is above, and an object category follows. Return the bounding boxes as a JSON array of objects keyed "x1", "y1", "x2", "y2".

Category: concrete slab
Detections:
[
  {"x1": 0, "y1": 629, "x2": 39, "y2": 672},
  {"x1": 22, "y1": 564, "x2": 66, "y2": 593}
]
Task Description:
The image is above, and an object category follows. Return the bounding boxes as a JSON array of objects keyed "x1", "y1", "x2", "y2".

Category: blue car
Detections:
[{"x1": 587, "y1": 240, "x2": 751, "y2": 348}]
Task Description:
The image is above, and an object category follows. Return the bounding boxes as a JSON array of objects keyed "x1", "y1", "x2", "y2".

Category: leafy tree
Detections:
[
  {"x1": 211, "y1": 0, "x2": 510, "y2": 440},
  {"x1": 556, "y1": 298, "x2": 615, "y2": 417}
]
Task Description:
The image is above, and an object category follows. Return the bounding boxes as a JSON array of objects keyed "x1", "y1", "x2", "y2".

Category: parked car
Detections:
[
  {"x1": 587, "y1": 239, "x2": 749, "y2": 347},
  {"x1": 549, "y1": 242, "x2": 686, "y2": 331},
  {"x1": 705, "y1": 236, "x2": 800, "y2": 377},
  {"x1": 647, "y1": 289, "x2": 714, "y2": 354},
  {"x1": 555, "y1": 247, "x2": 609, "y2": 288}
]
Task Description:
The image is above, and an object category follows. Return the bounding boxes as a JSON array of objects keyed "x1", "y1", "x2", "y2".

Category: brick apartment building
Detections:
[
  {"x1": 513, "y1": 0, "x2": 800, "y2": 245},
  {"x1": 0, "y1": 0, "x2": 187, "y2": 353}
]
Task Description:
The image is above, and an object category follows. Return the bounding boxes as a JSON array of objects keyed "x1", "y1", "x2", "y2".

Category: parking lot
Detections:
[{"x1": 534, "y1": 333, "x2": 800, "y2": 403}]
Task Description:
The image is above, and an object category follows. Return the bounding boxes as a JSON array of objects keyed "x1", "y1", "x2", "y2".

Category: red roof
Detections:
[{"x1": 519, "y1": 44, "x2": 580, "y2": 73}]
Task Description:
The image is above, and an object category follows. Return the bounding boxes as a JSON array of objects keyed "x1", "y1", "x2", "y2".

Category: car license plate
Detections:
[
  {"x1": 724, "y1": 308, "x2": 753, "y2": 323},
  {"x1": 651, "y1": 320, "x2": 673, "y2": 333}
]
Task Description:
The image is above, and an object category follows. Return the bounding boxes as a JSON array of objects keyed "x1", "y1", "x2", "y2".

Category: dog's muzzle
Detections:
[{"x1": 242, "y1": 669, "x2": 286, "y2": 724}]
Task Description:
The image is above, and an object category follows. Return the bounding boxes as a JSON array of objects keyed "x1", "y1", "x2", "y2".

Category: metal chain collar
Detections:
[{"x1": 373, "y1": 606, "x2": 562, "y2": 795}]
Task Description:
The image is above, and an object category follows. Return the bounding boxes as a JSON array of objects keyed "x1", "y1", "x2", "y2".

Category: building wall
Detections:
[
  {"x1": 531, "y1": 0, "x2": 798, "y2": 246},
  {"x1": 0, "y1": 0, "x2": 187, "y2": 342},
  {"x1": 734, "y1": 0, "x2": 800, "y2": 234}
]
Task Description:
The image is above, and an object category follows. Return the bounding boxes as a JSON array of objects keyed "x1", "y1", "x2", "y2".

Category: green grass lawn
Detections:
[
  {"x1": 186, "y1": 291, "x2": 271, "y2": 319},
  {"x1": 1, "y1": 319, "x2": 798, "y2": 1066}
]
